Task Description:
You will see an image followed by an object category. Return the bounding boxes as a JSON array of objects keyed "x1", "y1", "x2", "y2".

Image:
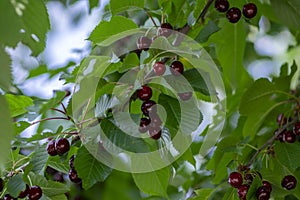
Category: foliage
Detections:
[{"x1": 0, "y1": 0, "x2": 300, "y2": 199}]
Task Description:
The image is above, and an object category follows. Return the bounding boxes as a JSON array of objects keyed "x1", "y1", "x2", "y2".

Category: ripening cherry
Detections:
[
  {"x1": 228, "y1": 172, "x2": 243, "y2": 188},
  {"x1": 137, "y1": 85, "x2": 152, "y2": 101}
]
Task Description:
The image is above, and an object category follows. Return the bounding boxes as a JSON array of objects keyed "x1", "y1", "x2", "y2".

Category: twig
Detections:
[
  {"x1": 245, "y1": 119, "x2": 298, "y2": 167},
  {"x1": 50, "y1": 108, "x2": 66, "y2": 115},
  {"x1": 196, "y1": 0, "x2": 214, "y2": 23},
  {"x1": 146, "y1": 11, "x2": 158, "y2": 27}
]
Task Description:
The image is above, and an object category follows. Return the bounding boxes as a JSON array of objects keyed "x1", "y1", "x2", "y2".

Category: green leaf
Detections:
[
  {"x1": 271, "y1": 0, "x2": 300, "y2": 30},
  {"x1": 7, "y1": 174, "x2": 26, "y2": 198},
  {"x1": 0, "y1": 0, "x2": 22, "y2": 47},
  {"x1": 211, "y1": 20, "x2": 251, "y2": 91},
  {"x1": 0, "y1": 47, "x2": 12, "y2": 91},
  {"x1": 21, "y1": 0, "x2": 50, "y2": 56},
  {"x1": 132, "y1": 167, "x2": 170, "y2": 197},
  {"x1": 109, "y1": 0, "x2": 145, "y2": 14},
  {"x1": 195, "y1": 20, "x2": 220, "y2": 43},
  {"x1": 101, "y1": 118, "x2": 150, "y2": 153},
  {"x1": 30, "y1": 144, "x2": 49, "y2": 175},
  {"x1": 5, "y1": 94, "x2": 33, "y2": 117},
  {"x1": 75, "y1": 146, "x2": 112, "y2": 190},
  {"x1": 0, "y1": 95, "x2": 14, "y2": 167},
  {"x1": 192, "y1": 188, "x2": 214, "y2": 200},
  {"x1": 47, "y1": 156, "x2": 69, "y2": 174},
  {"x1": 89, "y1": 16, "x2": 138, "y2": 45},
  {"x1": 222, "y1": 187, "x2": 238, "y2": 200},
  {"x1": 274, "y1": 143, "x2": 300, "y2": 171},
  {"x1": 89, "y1": 0, "x2": 99, "y2": 11},
  {"x1": 239, "y1": 78, "x2": 289, "y2": 138},
  {"x1": 246, "y1": 176, "x2": 261, "y2": 200},
  {"x1": 28, "y1": 172, "x2": 69, "y2": 197}
]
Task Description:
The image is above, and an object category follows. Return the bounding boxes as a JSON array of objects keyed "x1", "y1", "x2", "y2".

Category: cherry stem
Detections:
[
  {"x1": 50, "y1": 108, "x2": 66, "y2": 115},
  {"x1": 31, "y1": 117, "x2": 70, "y2": 126},
  {"x1": 245, "y1": 118, "x2": 298, "y2": 167},
  {"x1": 146, "y1": 11, "x2": 158, "y2": 27},
  {"x1": 196, "y1": 0, "x2": 214, "y2": 23}
]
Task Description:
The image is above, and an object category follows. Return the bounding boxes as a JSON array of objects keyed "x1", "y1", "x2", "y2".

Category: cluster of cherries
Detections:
[
  {"x1": 275, "y1": 113, "x2": 300, "y2": 143},
  {"x1": 68, "y1": 155, "x2": 82, "y2": 184},
  {"x1": 137, "y1": 85, "x2": 162, "y2": 140},
  {"x1": 215, "y1": 0, "x2": 257, "y2": 23},
  {"x1": 46, "y1": 138, "x2": 70, "y2": 156},
  {"x1": 0, "y1": 178, "x2": 42, "y2": 200},
  {"x1": 228, "y1": 170, "x2": 297, "y2": 200}
]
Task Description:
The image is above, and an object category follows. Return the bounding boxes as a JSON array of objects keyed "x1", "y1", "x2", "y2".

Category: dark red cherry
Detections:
[
  {"x1": 274, "y1": 129, "x2": 284, "y2": 142},
  {"x1": 28, "y1": 186, "x2": 43, "y2": 200},
  {"x1": 244, "y1": 173, "x2": 253, "y2": 184},
  {"x1": 215, "y1": 0, "x2": 230, "y2": 12},
  {"x1": 262, "y1": 180, "x2": 272, "y2": 192},
  {"x1": 281, "y1": 175, "x2": 297, "y2": 190},
  {"x1": 3, "y1": 194, "x2": 17, "y2": 200},
  {"x1": 237, "y1": 184, "x2": 249, "y2": 200},
  {"x1": 139, "y1": 118, "x2": 151, "y2": 133},
  {"x1": 55, "y1": 138, "x2": 70, "y2": 155},
  {"x1": 226, "y1": 7, "x2": 241, "y2": 23},
  {"x1": 137, "y1": 85, "x2": 152, "y2": 101},
  {"x1": 277, "y1": 113, "x2": 287, "y2": 126},
  {"x1": 137, "y1": 36, "x2": 152, "y2": 51},
  {"x1": 18, "y1": 184, "x2": 30, "y2": 198},
  {"x1": 228, "y1": 172, "x2": 243, "y2": 188},
  {"x1": 149, "y1": 115, "x2": 162, "y2": 128},
  {"x1": 243, "y1": 3, "x2": 257, "y2": 19},
  {"x1": 141, "y1": 100, "x2": 156, "y2": 116},
  {"x1": 178, "y1": 92, "x2": 192, "y2": 101},
  {"x1": 256, "y1": 186, "x2": 271, "y2": 200},
  {"x1": 283, "y1": 131, "x2": 296, "y2": 143},
  {"x1": 46, "y1": 140, "x2": 58, "y2": 156},
  {"x1": 170, "y1": 61, "x2": 184, "y2": 76},
  {"x1": 293, "y1": 122, "x2": 300, "y2": 136},
  {"x1": 148, "y1": 127, "x2": 162, "y2": 140},
  {"x1": 153, "y1": 61, "x2": 166, "y2": 76},
  {"x1": 69, "y1": 168, "x2": 81, "y2": 183},
  {"x1": 69, "y1": 155, "x2": 75, "y2": 169},
  {"x1": 158, "y1": 23, "x2": 173, "y2": 37}
]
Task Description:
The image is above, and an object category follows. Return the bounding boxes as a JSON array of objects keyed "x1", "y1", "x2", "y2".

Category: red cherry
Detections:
[
  {"x1": 137, "y1": 36, "x2": 152, "y2": 51},
  {"x1": 139, "y1": 118, "x2": 151, "y2": 133},
  {"x1": 178, "y1": 92, "x2": 192, "y2": 101},
  {"x1": 137, "y1": 85, "x2": 152, "y2": 101},
  {"x1": 282, "y1": 130, "x2": 296, "y2": 143},
  {"x1": 228, "y1": 172, "x2": 243, "y2": 188},
  {"x1": 69, "y1": 168, "x2": 81, "y2": 183},
  {"x1": 141, "y1": 100, "x2": 156, "y2": 116},
  {"x1": 158, "y1": 23, "x2": 173, "y2": 37},
  {"x1": 293, "y1": 122, "x2": 300, "y2": 136},
  {"x1": 153, "y1": 62, "x2": 166, "y2": 76},
  {"x1": 256, "y1": 186, "x2": 271, "y2": 200},
  {"x1": 281, "y1": 175, "x2": 297, "y2": 190},
  {"x1": 226, "y1": 7, "x2": 241, "y2": 23},
  {"x1": 28, "y1": 186, "x2": 43, "y2": 200},
  {"x1": 237, "y1": 184, "x2": 249, "y2": 200},
  {"x1": 18, "y1": 184, "x2": 30, "y2": 198},
  {"x1": 215, "y1": 0, "x2": 230, "y2": 12},
  {"x1": 3, "y1": 194, "x2": 17, "y2": 200},
  {"x1": 46, "y1": 140, "x2": 58, "y2": 156},
  {"x1": 148, "y1": 127, "x2": 162, "y2": 140},
  {"x1": 55, "y1": 138, "x2": 70, "y2": 155},
  {"x1": 262, "y1": 180, "x2": 272, "y2": 192},
  {"x1": 170, "y1": 61, "x2": 184, "y2": 76},
  {"x1": 243, "y1": 3, "x2": 257, "y2": 19}
]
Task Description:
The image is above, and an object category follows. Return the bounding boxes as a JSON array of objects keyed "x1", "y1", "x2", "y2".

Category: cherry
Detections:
[
  {"x1": 256, "y1": 186, "x2": 271, "y2": 200},
  {"x1": 149, "y1": 115, "x2": 162, "y2": 128},
  {"x1": 139, "y1": 118, "x2": 151, "y2": 133},
  {"x1": 274, "y1": 129, "x2": 284, "y2": 142},
  {"x1": 0, "y1": 178, "x2": 3, "y2": 192},
  {"x1": 153, "y1": 61, "x2": 166, "y2": 76},
  {"x1": 262, "y1": 180, "x2": 272, "y2": 192},
  {"x1": 69, "y1": 168, "x2": 81, "y2": 183},
  {"x1": 55, "y1": 138, "x2": 70, "y2": 155},
  {"x1": 178, "y1": 92, "x2": 192, "y2": 101},
  {"x1": 277, "y1": 113, "x2": 287, "y2": 126},
  {"x1": 281, "y1": 175, "x2": 297, "y2": 190},
  {"x1": 141, "y1": 100, "x2": 156, "y2": 116},
  {"x1": 293, "y1": 122, "x2": 300, "y2": 136},
  {"x1": 282, "y1": 130, "x2": 296, "y2": 143},
  {"x1": 237, "y1": 184, "x2": 249, "y2": 200},
  {"x1": 46, "y1": 140, "x2": 58, "y2": 156},
  {"x1": 148, "y1": 127, "x2": 162, "y2": 140},
  {"x1": 158, "y1": 23, "x2": 173, "y2": 37},
  {"x1": 137, "y1": 36, "x2": 152, "y2": 51},
  {"x1": 228, "y1": 172, "x2": 243, "y2": 188},
  {"x1": 215, "y1": 0, "x2": 230, "y2": 12},
  {"x1": 3, "y1": 194, "x2": 17, "y2": 200},
  {"x1": 170, "y1": 60, "x2": 184, "y2": 76},
  {"x1": 18, "y1": 184, "x2": 30, "y2": 198},
  {"x1": 226, "y1": 7, "x2": 241, "y2": 23},
  {"x1": 53, "y1": 173, "x2": 64, "y2": 183},
  {"x1": 243, "y1": 3, "x2": 257, "y2": 19},
  {"x1": 69, "y1": 155, "x2": 75, "y2": 169},
  {"x1": 244, "y1": 173, "x2": 253, "y2": 184},
  {"x1": 28, "y1": 186, "x2": 43, "y2": 200},
  {"x1": 137, "y1": 85, "x2": 152, "y2": 101}
]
